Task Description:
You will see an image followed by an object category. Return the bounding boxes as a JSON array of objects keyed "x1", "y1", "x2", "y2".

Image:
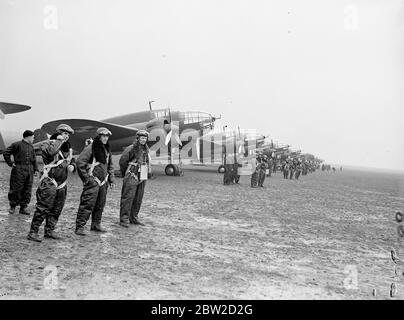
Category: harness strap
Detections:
[
  {"x1": 93, "y1": 174, "x2": 109, "y2": 187},
  {"x1": 40, "y1": 151, "x2": 69, "y2": 188},
  {"x1": 126, "y1": 161, "x2": 139, "y2": 176},
  {"x1": 88, "y1": 157, "x2": 101, "y2": 177},
  {"x1": 56, "y1": 180, "x2": 68, "y2": 189},
  {"x1": 89, "y1": 155, "x2": 109, "y2": 186}
]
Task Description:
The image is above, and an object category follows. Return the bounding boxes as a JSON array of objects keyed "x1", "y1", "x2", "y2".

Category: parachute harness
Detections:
[
  {"x1": 88, "y1": 157, "x2": 109, "y2": 187},
  {"x1": 40, "y1": 151, "x2": 69, "y2": 189}
]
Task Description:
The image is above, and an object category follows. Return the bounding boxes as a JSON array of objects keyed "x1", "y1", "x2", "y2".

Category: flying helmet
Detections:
[
  {"x1": 136, "y1": 129, "x2": 149, "y2": 138},
  {"x1": 56, "y1": 124, "x2": 74, "y2": 134},
  {"x1": 97, "y1": 127, "x2": 112, "y2": 136}
]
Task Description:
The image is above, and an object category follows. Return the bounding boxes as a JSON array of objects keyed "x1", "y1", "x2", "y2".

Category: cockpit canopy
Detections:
[
  {"x1": 150, "y1": 109, "x2": 215, "y2": 131},
  {"x1": 182, "y1": 111, "x2": 212, "y2": 124}
]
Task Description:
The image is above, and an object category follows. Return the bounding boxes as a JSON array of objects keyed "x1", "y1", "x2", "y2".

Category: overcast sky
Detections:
[{"x1": 0, "y1": 0, "x2": 403, "y2": 170}]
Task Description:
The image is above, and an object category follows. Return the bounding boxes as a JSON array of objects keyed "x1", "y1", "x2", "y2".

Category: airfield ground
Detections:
[{"x1": 0, "y1": 162, "x2": 403, "y2": 300}]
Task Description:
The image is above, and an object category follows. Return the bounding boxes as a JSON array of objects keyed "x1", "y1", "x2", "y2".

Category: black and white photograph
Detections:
[{"x1": 0, "y1": 0, "x2": 403, "y2": 304}]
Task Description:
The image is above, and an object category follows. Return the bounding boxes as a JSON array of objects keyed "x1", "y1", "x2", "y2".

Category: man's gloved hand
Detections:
[
  {"x1": 84, "y1": 176, "x2": 94, "y2": 186},
  {"x1": 68, "y1": 158, "x2": 76, "y2": 173}
]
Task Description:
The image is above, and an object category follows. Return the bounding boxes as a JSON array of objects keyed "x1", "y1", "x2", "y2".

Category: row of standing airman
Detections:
[
  {"x1": 4, "y1": 126, "x2": 323, "y2": 241},
  {"x1": 280, "y1": 159, "x2": 315, "y2": 180},
  {"x1": 3, "y1": 124, "x2": 151, "y2": 242},
  {"x1": 222, "y1": 152, "x2": 319, "y2": 188}
]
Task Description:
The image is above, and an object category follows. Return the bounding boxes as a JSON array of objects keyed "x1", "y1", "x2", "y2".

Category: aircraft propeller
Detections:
[
  {"x1": 164, "y1": 128, "x2": 182, "y2": 146},
  {"x1": 164, "y1": 108, "x2": 182, "y2": 146},
  {"x1": 196, "y1": 136, "x2": 200, "y2": 161}
]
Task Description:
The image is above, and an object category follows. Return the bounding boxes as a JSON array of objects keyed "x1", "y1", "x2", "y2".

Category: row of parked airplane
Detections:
[{"x1": 0, "y1": 102, "x2": 322, "y2": 176}]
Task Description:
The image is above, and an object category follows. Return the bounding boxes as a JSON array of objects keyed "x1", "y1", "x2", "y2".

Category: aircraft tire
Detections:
[
  {"x1": 173, "y1": 165, "x2": 181, "y2": 176},
  {"x1": 165, "y1": 164, "x2": 176, "y2": 176}
]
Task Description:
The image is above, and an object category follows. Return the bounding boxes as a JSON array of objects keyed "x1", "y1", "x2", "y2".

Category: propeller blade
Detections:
[
  {"x1": 196, "y1": 137, "x2": 200, "y2": 161},
  {"x1": 173, "y1": 132, "x2": 182, "y2": 146},
  {"x1": 165, "y1": 130, "x2": 173, "y2": 145}
]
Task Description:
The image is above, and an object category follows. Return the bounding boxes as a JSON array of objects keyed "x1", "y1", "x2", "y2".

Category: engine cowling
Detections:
[
  {"x1": 145, "y1": 118, "x2": 169, "y2": 132},
  {"x1": 145, "y1": 118, "x2": 179, "y2": 133}
]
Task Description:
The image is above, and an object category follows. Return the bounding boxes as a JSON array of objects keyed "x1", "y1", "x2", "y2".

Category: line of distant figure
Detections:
[{"x1": 222, "y1": 152, "x2": 337, "y2": 187}]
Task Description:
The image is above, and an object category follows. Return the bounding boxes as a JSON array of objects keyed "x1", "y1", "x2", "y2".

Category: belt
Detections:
[{"x1": 15, "y1": 162, "x2": 32, "y2": 165}]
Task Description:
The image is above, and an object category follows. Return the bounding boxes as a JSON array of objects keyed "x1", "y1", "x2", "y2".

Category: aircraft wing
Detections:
[
  {"x1": 41, "y1": 119, "x2": 139, "y2": 154},
  {"x1": 0, "y1": 102, "x2": 31, "y2": 119}
]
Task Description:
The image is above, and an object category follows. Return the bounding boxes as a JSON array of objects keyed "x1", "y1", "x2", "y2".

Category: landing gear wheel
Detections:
[
  {"x1": 165, "y1": 164, "x2": 175, "y2": 176},
  {"x1": 173, "y1": 164, "x2": 181, "y2": 176},
  {"x1": 218, "y1": 165, "x2": 225, "y2": 174}
]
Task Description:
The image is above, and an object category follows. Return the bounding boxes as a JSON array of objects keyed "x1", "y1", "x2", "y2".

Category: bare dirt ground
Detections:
[{"x1": 0, "y1": 161, "x2": 404, "y2": 300}]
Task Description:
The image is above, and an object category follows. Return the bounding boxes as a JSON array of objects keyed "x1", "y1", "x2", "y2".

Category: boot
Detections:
[
  {"x1": 91, "y1": 223, "x2": 107, "y2": 232},
  {"x1": 130, "y1": 217, "x2": 145, "y2": 226},
  {"x1": 27, "y1": 231, "x2": 42, "y2": 242},
  {"x1": 44, "y1": 230, "x2": 62, "y2": 240},
  {"x1": 75, "y1": 227, "x2": 86, "y2": 236},
  {"x1": 19, "y1": 207, "x2": 30, "y2": 215},
  {"x1": 9, "y1": 206, "x2": 16, "y2": 214},
  {"x1": 119, "y1": 222, "x2": 129, "y2": 228}
]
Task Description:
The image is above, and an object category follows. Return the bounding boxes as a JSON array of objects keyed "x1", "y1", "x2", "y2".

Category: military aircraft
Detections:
[
  {"x1": 40, "y1": 108, "x2": 218, "y2": 176},
  {"x1": 194, "y1": 128, "x2": 277, "y2": 174},
  {"x1": 0, "y1": 102, "x2": 32, "y2": 154}
]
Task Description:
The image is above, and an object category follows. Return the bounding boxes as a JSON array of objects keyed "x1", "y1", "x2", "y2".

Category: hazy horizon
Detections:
[{"x1": 1, "y1": 0, "x2": 403, "y2": 171}]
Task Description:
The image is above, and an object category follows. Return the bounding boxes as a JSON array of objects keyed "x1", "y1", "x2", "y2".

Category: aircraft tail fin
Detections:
[{"x1": 0, "y1": 102, "x2": 31, "y2": 119}]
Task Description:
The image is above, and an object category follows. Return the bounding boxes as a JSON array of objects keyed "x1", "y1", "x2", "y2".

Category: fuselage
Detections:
[
  {"x1": 101, "y1": 109, "x2": 216, "y2": 154},
  {"x1": 104, "y1": 109, "x2": 215, "y2": 132}
]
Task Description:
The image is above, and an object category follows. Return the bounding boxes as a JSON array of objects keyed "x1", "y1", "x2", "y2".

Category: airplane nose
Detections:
[{"x1": 164, "y1": 123, "x2": 179, "y2": 132}]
